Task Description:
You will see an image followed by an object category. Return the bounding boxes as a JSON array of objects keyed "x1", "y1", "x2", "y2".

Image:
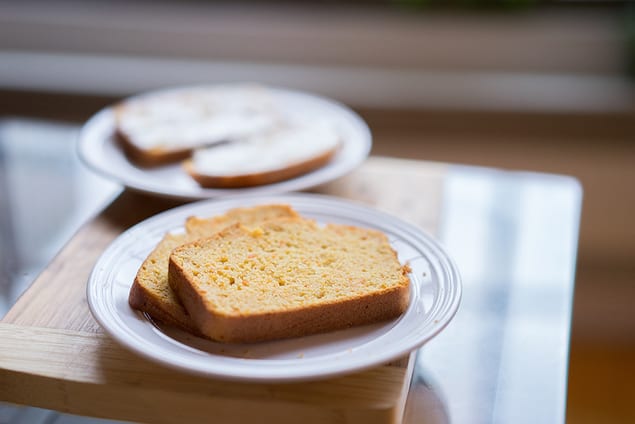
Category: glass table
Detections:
[{"x1": 0, "y1": 118, "x2": 581, "y2": 424}]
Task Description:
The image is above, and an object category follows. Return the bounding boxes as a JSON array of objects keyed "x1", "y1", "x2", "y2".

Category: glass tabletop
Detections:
[
  {"x1": 0, "y1": 118, "x2": 121, "y2": 424},
  {"x1": 406, "y1": 167, "x2": 581, "y2": 423},
  {"x1": 0, "y1": 118, "x2": 121, "y2": 313},
  {"x1": 0, "y1": 118, "x2": 582, "y2": 424}
]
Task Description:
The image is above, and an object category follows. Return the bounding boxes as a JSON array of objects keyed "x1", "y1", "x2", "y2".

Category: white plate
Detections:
[
  {"x1": 77, "y1": 85, "x2": 371, "y2": 200},
  {"x1": 87, "y1": 193, "x2": 461, "y2": 382}
]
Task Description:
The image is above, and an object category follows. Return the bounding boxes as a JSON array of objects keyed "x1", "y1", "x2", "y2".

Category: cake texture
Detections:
[
  {"x1": 128, "y1": 204, "x2": 299, "y2": 333},
  {"x1": 168, "y1": 218, "x2": 411, "y2": 343}
]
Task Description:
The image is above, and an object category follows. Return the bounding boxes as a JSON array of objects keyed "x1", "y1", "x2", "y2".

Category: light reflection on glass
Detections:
[
  {"x1": 0, "y1": 119, "x2": 120, "y2": 314},
  {"x1": 411, "y1": 166, "x2": 580, "y2": 424}
]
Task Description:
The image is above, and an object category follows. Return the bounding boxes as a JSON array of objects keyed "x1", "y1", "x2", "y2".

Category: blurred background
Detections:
[{"x1": 1, "y1": 0, "x2": 634, "y2": 423}]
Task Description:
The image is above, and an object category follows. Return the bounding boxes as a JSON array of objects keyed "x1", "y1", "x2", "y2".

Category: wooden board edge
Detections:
[{"x1": 0, "y1": 324, "x2": 412, "y2": 424}]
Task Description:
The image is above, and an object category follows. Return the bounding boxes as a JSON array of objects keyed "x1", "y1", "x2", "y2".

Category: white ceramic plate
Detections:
[
  {"x1": 77, "y1": 85, "x2": 371, "y2": 200},
  {"x1": 87, "y1": 193, "x2": 461, "y2": 382}
]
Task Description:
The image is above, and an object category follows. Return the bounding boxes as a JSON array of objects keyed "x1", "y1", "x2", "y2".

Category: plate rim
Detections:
[
  {"x1": 76, "y1": 84, "x2": 372, "y2": 200},
  {"x1": 86, "y1": 192, "x2": 462, "y2": 382}
]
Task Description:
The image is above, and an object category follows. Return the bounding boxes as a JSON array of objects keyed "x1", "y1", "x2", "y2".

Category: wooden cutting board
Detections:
[{"x1": 0, "y1": 157, "x2": 446, "y2": 424}]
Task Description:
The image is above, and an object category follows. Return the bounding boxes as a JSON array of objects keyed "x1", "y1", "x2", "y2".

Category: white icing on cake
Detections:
[
  {"x1": 117, "y1": 86, "x2": 278, "y2": 150},
  {"x1": 190, "y1": 120, "x2": 340, "y2": 176}
]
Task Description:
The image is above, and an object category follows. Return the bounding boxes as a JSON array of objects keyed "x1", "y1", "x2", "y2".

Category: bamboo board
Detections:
[{"x1": 0, "y1": 157, "x2": 446, "y2": 424}]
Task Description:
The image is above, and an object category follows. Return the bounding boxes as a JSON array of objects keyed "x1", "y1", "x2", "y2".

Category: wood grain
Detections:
[
  {"x1": 0, "y1": 325, "x2": 414, "y2": 423},
  {"x1": 0, "y1": 157, "x2": 446, "y2": 423}
]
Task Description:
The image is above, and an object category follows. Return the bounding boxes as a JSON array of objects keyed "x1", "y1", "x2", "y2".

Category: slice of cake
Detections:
[
  {"x1": 183, "y1": 120, "x2": 340, "y2": 188},
  {"x1": 115, "y1": 85, "x2": 277, "y2": 167},
  {"x1": 128, "y1": 204, "x2": 299, "y2": 333},
  {"x1": 168, "y1": 218, "x2": 411, "y2": 343}
]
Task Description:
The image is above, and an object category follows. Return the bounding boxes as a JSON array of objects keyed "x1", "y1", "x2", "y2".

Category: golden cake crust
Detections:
[{"x1": 169, "y1": 218, "x2": 411, "y2": 343}]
